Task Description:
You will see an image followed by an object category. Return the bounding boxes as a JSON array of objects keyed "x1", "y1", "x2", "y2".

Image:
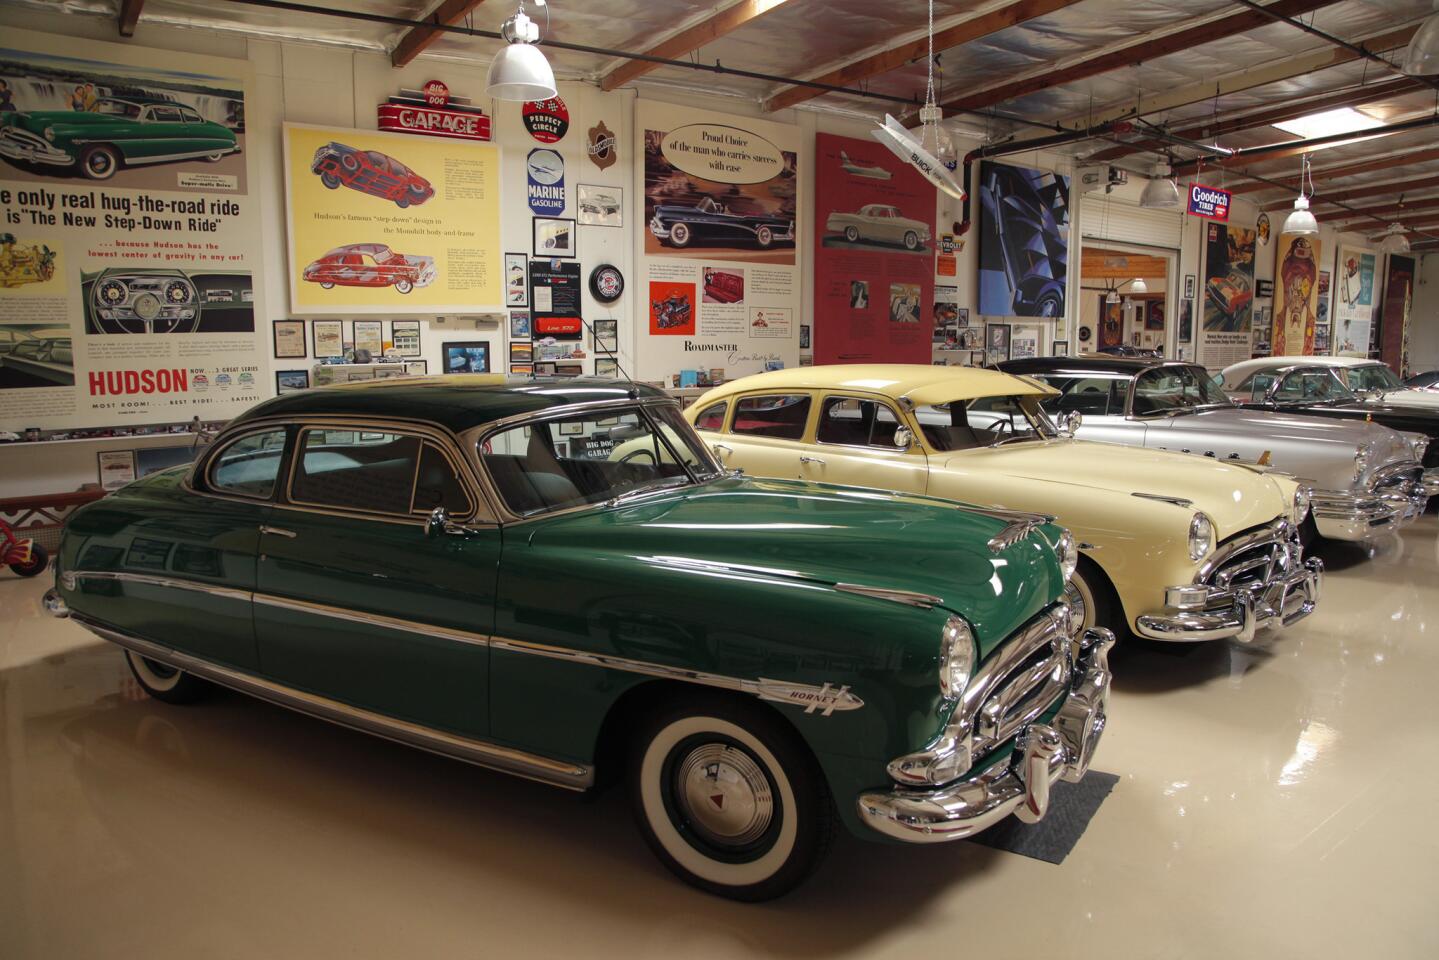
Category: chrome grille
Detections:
[
  {"x1": 1, "y1": 127, "x2": 47, "y2": 149},
  {"x1": 1200, "y1": 522, "x2": 1302, "y2": 597},
  {"x1": 1372, "y1": 461, "x2": 1422, "y2": 494},
  {"x1": 961, "y1": 604, "x2": 1075, "y2": 758}
]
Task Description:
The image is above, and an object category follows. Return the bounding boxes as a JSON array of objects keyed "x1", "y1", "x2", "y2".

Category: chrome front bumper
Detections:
[
  {"x1": 1136, "y1": 556, "x2": 1323, "y2": 643},
  {"x1": 0, "y1": 134, "x2": 73, "y2": 167},
  {"x1": 1311, "y1": 488, "x2": 1404, "y2": 540},
  {"x1": 857, "y1": 627, "x2": 1114, "y2": 843}
]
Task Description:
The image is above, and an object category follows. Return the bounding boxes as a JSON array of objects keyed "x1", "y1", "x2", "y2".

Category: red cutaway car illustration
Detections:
[
  {"x1": 311, "y1": 141, "x2": 434, "y2": 208},
  {"x1": 303, "y1": 243, "x2": 436, "y2": 295}
]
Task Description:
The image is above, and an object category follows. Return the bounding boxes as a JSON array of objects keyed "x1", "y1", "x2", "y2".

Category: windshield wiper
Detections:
[{"x1": 606, "y1": 475, "x2": 694, "y2": 506}]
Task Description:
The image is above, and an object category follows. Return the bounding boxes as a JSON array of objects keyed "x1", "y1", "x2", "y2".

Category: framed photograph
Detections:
[
  {"x1": 595, "y1": 356, "x2": 619, "y2": 378},
  {"x1": 799, "y1": 324, "x2": 811, "y2": 349},
  {"x1": 1010, "y1": 324, "x2": 1039, "y2": 360},
  {"x1": 1052, "y1": 339, "x2": 1070, "y2": 356},
  {"x1": 577, "y1": 184, "x2": 623, "y2": 228},
  {"x1": 556, "y1": 362, "x2": 584, "y2": 377},
  {"x1": 390, "y1": 320, "x2": 422, "y2": 357},
  {"x1": 347, "y1": 370, "x2": 375, "y2": 382},
  {"x1": 97, "y1": 450, "x2": 137, "y2": 492},
  {"x1": 509, "y1": 311, "x2": 531, "y2": 339},
  {"x1": 273, "y1": 320, "x2": 307, "y2": 358},
  {"x1": 441, "y1": 340, "x2": 491, "y2": 374},
  {"x1": 969, "y1": 350, "x2": 987, "y2": 367},
  {"x1": 593, "y1": 318, "x2": 618, "y2": 353},
  {"x1": 533, "y1": 217, "x2": 577, "y2": 257},
  {"x1": 505, "y1": 253, "x2": 529, "y2": 307},
  {"x1": 559, "y1": 420, "x2": 584, "y2": 436},
  {"x1": 275, "y1": 369, "x2": 310, "y2": 394},
  {"x1": 957, "y1": 307, "x2": 970, "y2": 327},
  {"x1": 353, "y1": 319, "x2": 384, "y2": 359},
  {"x1": 1184, "y1": 274, "x2": 1196, "y2": 300},
  {"x1": 510, "y1": 363, "x2": 533, "y2": 375},
  {"x1": 510, "y1": 341, "x2": 533, "y2": 364},
  {"x1": 535, "y1": 362, "x2": 557, "y2": 376},
  {"x1": 986, "y1": 322, "x2": 1012, "y2": 365},
  {"x1": 312, "y1": 319, "x2": 344, "y2": 359},
  {"x1": 405, "y1": 360, "x2": 428, "y2": 376}
]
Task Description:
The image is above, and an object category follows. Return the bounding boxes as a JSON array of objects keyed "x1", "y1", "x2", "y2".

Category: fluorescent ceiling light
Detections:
[{"x1": 1273, "y1": 107, "x2": 1384, "y2": 140}]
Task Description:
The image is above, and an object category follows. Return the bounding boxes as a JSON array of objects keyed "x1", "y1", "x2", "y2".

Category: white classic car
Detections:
[
  {"x1": 1223, "y1": 356, "x2": 1439, "y2": 411},
  {"x1": 825, "y1": 204, "x2": 931, "y2": 250}
]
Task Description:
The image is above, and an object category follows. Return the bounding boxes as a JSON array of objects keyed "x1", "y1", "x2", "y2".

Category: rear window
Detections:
[
  {"x1": 816, "y1": 396, "x2": 902, "y2": 447},
  {"x1": 289, "y1": 429, "x2": 470, "y2": 518},
  {"x1": 731, "y1": 394, "x2": 811, "y2": 440}
]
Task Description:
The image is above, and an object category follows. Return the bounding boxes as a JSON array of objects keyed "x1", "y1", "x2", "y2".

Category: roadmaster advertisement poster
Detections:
[
  {"x1": 635, "y1": 99, "x2": 801, "y2": 383},
  {"x1": 284, "y1": 123, "x2": 501, "y2": 314},
  {"x1": 0, "y1": 28, "x2": 266, "y2": 433},
  {"x1": 813, "y1": 132, "x2": 935, "y2": 365}
]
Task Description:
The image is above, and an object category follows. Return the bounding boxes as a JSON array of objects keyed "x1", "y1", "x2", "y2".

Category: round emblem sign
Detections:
[
  {"x1": 589, "y1": 264, "x2": 624, "y2": 304},
  {"x1": 422, "y1": 80, "x2": 450, "y2": 106},
  {"x1": 523, "y1": 97, "x2": 570, "y2": 143}
]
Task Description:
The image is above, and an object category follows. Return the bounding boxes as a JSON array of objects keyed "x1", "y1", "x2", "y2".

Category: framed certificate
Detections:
[
  {"x1": 353, "y1": 319, "x2": 384, "y2": 359},
  {"x1": 312, "y1": 319, "x2": 344, "y2": 359},
  {"x1": 273, "y1": 320, "x2": 307, "y2": 358},
  {"x1": 390, "y1": 320, "x2": 422, "y2": 357}
]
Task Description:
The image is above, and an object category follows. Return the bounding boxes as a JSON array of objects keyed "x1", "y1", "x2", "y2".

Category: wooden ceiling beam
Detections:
[
  {"x1": 1328, "y1": 195, "x2": 1439, "y2": 229},
  {"x1": 118, "y1": 0, "x2": 144, "y2": 37},
  {"x1": 1225, "y1": 145, "x2": 1439, "y2": 195},
  {"x1": 1263, "y1": 174, "x2": 1439, "y2": 211},
  {"x1": 762, "y1": 0, "x2": 1083, "y2": 113},
  {"x1": 930, "y1": 0, "x2": 1339, "y2": 118},
  {"x1": 1088, "y1": 76, "x2": 1425, "y2": 164},
  {"x1": 392, "y1": 0, "x2": 487, "y2": 68},
  {"x1": 601, "y1": 0, "x2": 795, "y2": 92}
]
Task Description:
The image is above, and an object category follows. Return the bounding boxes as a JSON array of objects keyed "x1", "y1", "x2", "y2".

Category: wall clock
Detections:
[{"x1": 589, "y1": 264, "x2": 624, "y2": 304}]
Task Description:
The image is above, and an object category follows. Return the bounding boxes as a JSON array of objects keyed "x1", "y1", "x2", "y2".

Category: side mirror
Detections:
[
  {"x1": 893, "y1": 426, "x2": 914, "y2": 450},
  {"x1": 425, "y1": 506, "x2": 449, "y2": 538},
  {"x1": 1059, "y1": 411, "x2": 1082, "y2": 438}
]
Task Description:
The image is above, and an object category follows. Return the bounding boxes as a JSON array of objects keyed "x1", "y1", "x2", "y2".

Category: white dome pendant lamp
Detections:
[
  {"x1": 1282, "y1": 155, "x2": 1319, "y2": 236},
  {"x1": 487, "y1": 1, "x2": 557, "y2": 102}
]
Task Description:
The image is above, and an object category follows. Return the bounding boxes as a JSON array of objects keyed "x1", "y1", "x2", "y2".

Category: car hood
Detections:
[
  {"x1": 526, "y1": 475, "x2": 1066, "y2": 656},
  {"x1": 942, "y1": 439, "x2": 1285, "y2": 538},
  {"x1": 1164, "y1": 408, "x2": 1415, "y2": 481},
  {"x1": 1367, "y1": 389, "x2": 1439, "y2": 411}
]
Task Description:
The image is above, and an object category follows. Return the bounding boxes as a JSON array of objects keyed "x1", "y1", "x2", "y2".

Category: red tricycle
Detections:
[{"x1": 1, "y1": 518, "x2": 48, "y2": 577}]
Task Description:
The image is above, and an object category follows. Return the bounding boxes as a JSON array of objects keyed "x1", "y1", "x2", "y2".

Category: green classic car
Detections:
[
  {"x1": 43, "y1": 377, "x2": 1112, "y2": 900},
  {"x1": 0, "y1": 96, "x2": 239, "y2": 180}
]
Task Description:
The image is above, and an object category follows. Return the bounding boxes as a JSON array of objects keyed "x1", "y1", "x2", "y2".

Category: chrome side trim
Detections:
[
  {"x1": 65, "y1": 570, "x2": 253, "y2": 604},
  {"x1": 251, "y1": 593, "x2": 491, "y2": 648},
  {"x1": 833, "y1": 583, "x2": 943, "y2": 609},
  {"x1": 488, "y1": 634, "x2": 865, "y2": 716},
  {"x1": 70, "y1": 613, "x2": 593, "y2": 791},
  {"x1": 1131, "y1": 492, "x2": 1194, "y2": 508}
]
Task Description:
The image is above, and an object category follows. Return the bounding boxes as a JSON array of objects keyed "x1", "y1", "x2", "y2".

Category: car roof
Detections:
[
  {"x1": 327, "y1": 243, "x2": 391, "y2": 256},
  {"x1": 698, "y1": 364, "x2": 1054, "y2": 405},
  {"x1": 230, "y1": 376, "x2": 669, "y2": 434},
  {"x1": 1222, "y1": 355, "x2": 1373, "y2": 378},
  {"x1": 1000, "y1": 356, "x2": 1197, "y2": 376}
]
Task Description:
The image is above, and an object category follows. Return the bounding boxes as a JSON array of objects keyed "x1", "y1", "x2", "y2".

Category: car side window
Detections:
[
  {"x1": 731, "y1": 394, "x2": 812, "y2": 440},
  {"x1": 412, "y1": 443, "x2": 472, "y2": 516},
  {"x1": 694, "y1": 401, "x2": 727, "y2": 432},
  {"x1": 816, "y1": 396, "x2": 904, "y2": 448},
  {"x1": 290, "y1": 429, "x2": 423, "y2": 516},
  {"x1": 1042, "y1": 376, "x2": 1121, "y2": 416},
  {"x1": 1132, "y1": 369, "x2": 1188, "y2": 415},
  {"x1": 209, "y1": 429, "x2": 288, "y2": 500}
]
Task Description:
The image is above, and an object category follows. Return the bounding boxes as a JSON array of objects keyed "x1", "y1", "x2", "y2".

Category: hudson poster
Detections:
[
  {"x1": 635, "y1": 100, "x2": 801, "y2": 383},
  {"x1": 284, "y1": 123, "x2": 501, "y2": 313},
  {"x1": 0, "y1": 28, "x2": 266, "y2": 434},
  {"x1": 812, "y1": 132, "x2": 934, "y2": 365},
  {"x1": 1199, "y1": 222, "x2": 1256, "y2": 369},
  {"x1": 977, "y1": 162, "x2": 1070, "y2": 319},
  {"x1": 1272, "y1": 233, "x2": 1321, "y2": 355},
  {"x1": 1334, "y1": 244, "x2": 1376, "y2": 357}
]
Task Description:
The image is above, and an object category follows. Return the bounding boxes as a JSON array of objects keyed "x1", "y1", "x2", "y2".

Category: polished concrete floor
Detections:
[{"x1": 3, "y1": 519, "x2": 1437, "y2": 959}]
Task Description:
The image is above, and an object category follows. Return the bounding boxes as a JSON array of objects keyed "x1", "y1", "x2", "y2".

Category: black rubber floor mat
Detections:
[{"x1": 965, "y1": 770, "x2": 1119, "y2": 864}]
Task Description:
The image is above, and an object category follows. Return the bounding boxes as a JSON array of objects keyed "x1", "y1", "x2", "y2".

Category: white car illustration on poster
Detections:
[{"x1": 825, "y1": 204, "x2": 930, "y2": 251}]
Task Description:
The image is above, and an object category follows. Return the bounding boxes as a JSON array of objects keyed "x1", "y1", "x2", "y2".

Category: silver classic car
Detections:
[
  {"x1": 824, "y1": 204, "x2": 931, "y2": 250},
  {"x1": 1001, "y1": 356, "x2": 1436, "y2": 542}
]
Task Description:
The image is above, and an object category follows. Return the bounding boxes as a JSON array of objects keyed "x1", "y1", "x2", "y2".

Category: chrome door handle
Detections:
[
  {"x1": 800, "y1": 456, "x2": 825, "y2": 465},
  {"x1": 259, "y1": 525, "x2": 297, "y2": 539}
]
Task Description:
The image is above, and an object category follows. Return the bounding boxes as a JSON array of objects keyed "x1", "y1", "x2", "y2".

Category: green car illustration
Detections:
[{"x1": 0, "y1": 96, "x2": 240, "y2": 180}]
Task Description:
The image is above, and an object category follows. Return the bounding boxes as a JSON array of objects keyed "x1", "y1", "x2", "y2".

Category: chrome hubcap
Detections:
[
  {"x1": 1064, "y1": 580, "x2": 1092, "y2": 631},
  {"x1": 674, "y1": 743, "x2": 773, "y2": 848}
]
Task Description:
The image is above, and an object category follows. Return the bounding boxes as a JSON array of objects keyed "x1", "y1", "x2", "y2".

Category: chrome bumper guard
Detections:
[
  {"x1": 0, "y1": 138, "x2": 73, "y2": 166},
  {"x1": 1310, "y1": 489, "x2": 1403, "y2": 541},
  {"x1": 857, "y1": 627, "x2": 1114, "y2": 843},
  {"x1": 1136, "y1": 526, "x2": 1323, "y2": 644}
]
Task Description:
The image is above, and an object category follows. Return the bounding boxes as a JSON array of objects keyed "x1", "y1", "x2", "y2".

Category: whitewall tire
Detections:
[
  {"x1": 125, "y1": 650, "x2": 211, "y2": 705},
  {"x1": 629, "y1": 694, "x2": 835, "y2": 901}
]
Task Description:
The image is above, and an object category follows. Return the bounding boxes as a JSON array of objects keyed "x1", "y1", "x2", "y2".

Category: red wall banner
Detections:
[{"x1": 813, "y1": 133, "x2": 936, "y2": 364}]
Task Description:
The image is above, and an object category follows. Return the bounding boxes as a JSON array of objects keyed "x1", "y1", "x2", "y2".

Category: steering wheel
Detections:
[{"x1": 987, "y1": 418, "x2": 1014, "y2": 443}]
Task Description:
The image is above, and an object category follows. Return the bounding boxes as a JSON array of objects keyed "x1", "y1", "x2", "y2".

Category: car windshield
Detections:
[
  {"x1": 1270, "y1": 368, "x2": 1356, "y2": 404},
  {"x1": 1345, "y1": 364, "x2": 1404, "y2": 393},
  {"x1": 1132, "y1": 366, "x2": 1233, "y2": 416},
  {"x1": 90, "y1": 99, "x2": 141, "y2": 118},
  {"x1": 480, "y1": 403, "x2": 720, "y2": 517},
  {"x1": 697, "y1": 197, "x2": 722, "y2": 214},
  {"x1": 914, "y1": 395, "x2": 1056, "y2": 451}
]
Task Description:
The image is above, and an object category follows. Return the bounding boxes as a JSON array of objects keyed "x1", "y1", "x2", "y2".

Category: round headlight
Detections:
[
  {"x1": 938, "y1": 616, "x2": 975, "y2": 700},
  {"x1": 1188, "y1": 512, "x2": 1215, "y2": 562},
  {"x1": 43, "y1": 127, "x2": 55, "y2": 142},
  {"x1": 1056, "y1": 529, "x2": 1078, "y2": 582},
  {"x1": 1292, "y1": 486, "x2": 1311, "y2": 524}
]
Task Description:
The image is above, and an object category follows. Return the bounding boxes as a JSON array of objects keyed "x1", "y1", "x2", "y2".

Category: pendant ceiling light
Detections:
[
  {"x1": 1401, "y1": 0, "x2": 1439, "y2": 76},
  {"x1": 869, "y1": 0, "x2": 966, "y2": 200},
  {"x1": 1139, "y1": 162, "x2": 1181, "y2": 208},
  {"x1": 487, "y1": 1, "x2": 557, "y2": 102},
  {"x1": 1130, "y1": 277, "x2": 1148, "y2": 294},
  {"x1": 1282, "y1": 155, "x2": 1320, "y2": 236},
  {"x1": 1380, "y1": 223, "x2": 1411, "y2": 254},
  {"x1": 1105, "y1": 289, "x2": 1120, "y2": 304}
]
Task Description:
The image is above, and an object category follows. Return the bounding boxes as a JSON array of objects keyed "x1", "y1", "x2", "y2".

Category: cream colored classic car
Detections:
[{"x1": 663, "y1": 365, "x2": 1322, "y2": 644}]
